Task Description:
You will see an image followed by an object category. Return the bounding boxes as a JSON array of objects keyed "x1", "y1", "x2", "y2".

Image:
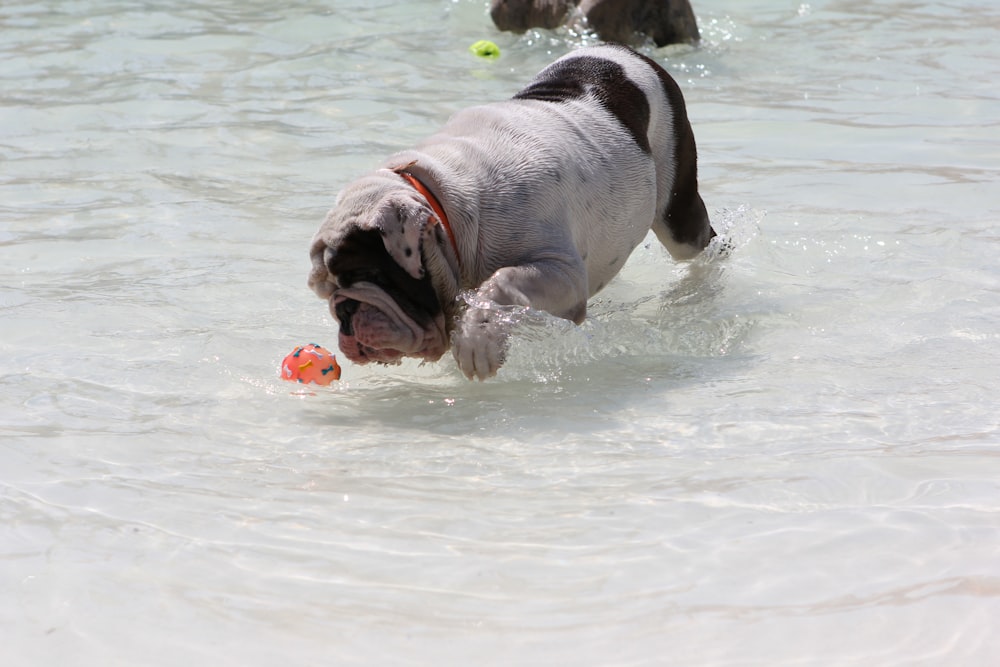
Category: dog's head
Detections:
[{"x1": 307, "y1": 170, "x2": 459, "y2": 366}]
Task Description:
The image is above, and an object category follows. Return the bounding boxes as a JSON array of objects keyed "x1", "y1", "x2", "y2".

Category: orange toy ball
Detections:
[{"x1": 280, "y1": 343, "x2": 342, "y2": 385}]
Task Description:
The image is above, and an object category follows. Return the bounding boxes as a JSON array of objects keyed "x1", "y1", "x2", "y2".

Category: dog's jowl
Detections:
[{"x1": 308, "y1": 44, "x2": 714, "y2": 380}]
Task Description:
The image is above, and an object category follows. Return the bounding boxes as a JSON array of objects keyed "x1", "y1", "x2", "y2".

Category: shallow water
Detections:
[{"x1": 2, "y1": 0, "x2": 999, "y2": 664}]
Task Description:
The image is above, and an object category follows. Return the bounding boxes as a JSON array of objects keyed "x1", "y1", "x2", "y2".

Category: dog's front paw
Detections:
[{"x1": 451, "y1": 306, "x2": 510, "y2": 381}]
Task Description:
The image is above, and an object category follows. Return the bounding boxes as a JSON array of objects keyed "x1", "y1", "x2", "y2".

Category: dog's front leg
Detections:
[{"x1": 452, "y1": 258, "x2": 588, "y2": 380}]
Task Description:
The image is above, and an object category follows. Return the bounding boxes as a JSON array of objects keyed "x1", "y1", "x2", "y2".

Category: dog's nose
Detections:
[{"x1": 334, "y1": 299, "x2": 360, "y2": 336}]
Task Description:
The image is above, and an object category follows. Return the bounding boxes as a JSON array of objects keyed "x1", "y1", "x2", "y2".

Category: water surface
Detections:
[{"x1": 2, "y1": 0, "x2": 999, "y2": 664}]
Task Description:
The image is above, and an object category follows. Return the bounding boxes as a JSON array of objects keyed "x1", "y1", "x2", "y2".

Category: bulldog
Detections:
[{"x1": 308, "y1": 44, "x2": 714, "y2": 380}]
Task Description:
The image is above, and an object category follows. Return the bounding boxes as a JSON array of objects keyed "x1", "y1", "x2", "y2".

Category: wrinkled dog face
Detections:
[
  {"x1": 308, "y1": 176, "x2": 450, "y2": 366},
  {"x1": 324, "y1": 228, "x2": 445, "y2": 365}
]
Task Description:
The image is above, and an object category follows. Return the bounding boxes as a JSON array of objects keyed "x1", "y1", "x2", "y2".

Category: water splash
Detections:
[{"x1": 468, "y1": 205, "x2": 764, "y2": 382}]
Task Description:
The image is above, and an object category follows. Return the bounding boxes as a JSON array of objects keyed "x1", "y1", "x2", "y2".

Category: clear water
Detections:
[{"x1": 3, "y1": 0, "x2": 999, "y2": 664}]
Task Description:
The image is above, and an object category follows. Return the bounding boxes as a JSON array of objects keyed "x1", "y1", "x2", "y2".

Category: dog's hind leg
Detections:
[
  {"x1": 652, "y1": 180, "x2": 714, "y2": 260},
  {"x1": 649, "y1": 110, "x2": 714, "y2": 260}
]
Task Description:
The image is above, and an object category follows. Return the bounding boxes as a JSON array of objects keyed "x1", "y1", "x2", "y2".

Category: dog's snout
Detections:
[{"x1": 335, "y1": 298, "x2": 360, "y2": 336}]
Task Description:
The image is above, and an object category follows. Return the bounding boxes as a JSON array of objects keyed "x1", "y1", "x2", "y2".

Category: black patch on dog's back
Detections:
[{"x1": 514, "y1": 55, "x2": 651, "y2": 153}]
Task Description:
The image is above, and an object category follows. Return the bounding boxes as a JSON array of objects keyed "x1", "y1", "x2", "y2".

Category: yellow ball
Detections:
[{"x1": 469, "y1": 40, "x2": 501, "y2": 60}]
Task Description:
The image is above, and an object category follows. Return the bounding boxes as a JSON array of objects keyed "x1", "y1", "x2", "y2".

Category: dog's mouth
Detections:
[
  {"x1": 347, "y1": 335, "x2": 406, "y2": 366},
  {"x1": 331, "y1": 287, "x2": 447, "y2": 365}
]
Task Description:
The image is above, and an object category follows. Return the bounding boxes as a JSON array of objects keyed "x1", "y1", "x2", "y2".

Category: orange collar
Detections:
[{"x1": 397, "y1": 171, "x2": 460, "y2": 267}]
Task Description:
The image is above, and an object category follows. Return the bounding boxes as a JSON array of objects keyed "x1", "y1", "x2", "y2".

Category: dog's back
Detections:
[{"x1": 514, "y1": 44, "x2": 712, "y2": 259}]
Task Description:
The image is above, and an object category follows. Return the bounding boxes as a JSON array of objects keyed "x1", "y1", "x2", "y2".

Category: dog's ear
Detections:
[{"x1": 371, "y1": 194, "x2": 433, "y2": 280}]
